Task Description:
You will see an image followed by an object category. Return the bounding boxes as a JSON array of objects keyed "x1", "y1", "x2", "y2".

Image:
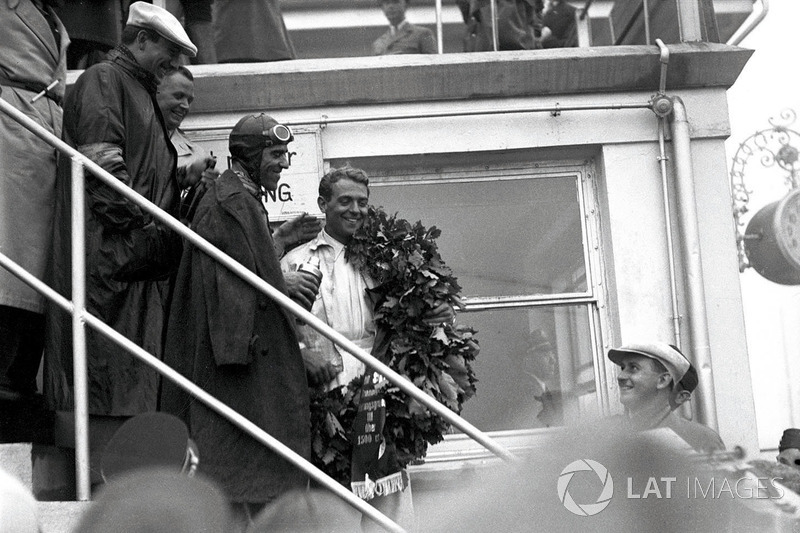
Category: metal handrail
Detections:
[
  {"x1": 0, "y1": 251, "x2": 404, "y2": 533},
  {"x1": 0, "y1": 97, "x2": 517, "y2": 522}
]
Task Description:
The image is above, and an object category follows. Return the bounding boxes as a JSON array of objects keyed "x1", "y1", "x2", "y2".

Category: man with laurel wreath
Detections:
[{"x1": 281, "y1": 165, "x2": 455, "y2": 532}]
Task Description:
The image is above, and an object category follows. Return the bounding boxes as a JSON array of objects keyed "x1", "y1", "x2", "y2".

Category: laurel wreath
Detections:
[{"x1": 309, "y1": 206, "x2": 479, "y2": 486}]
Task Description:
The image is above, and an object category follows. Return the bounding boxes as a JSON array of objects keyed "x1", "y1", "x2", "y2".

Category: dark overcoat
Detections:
[
  {"x1": 44, "y1": 46, "x2": 181, "y2": 415},
  {"x1": 160, "y1": 170, "x2": 311, "y2": 503}
]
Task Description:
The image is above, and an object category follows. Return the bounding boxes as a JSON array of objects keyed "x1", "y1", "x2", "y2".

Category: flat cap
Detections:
[
  {"x1": 608, "y1": 342, "x2": 691, "y2": 389},
  {"x1": 127, "y1": 2, "x2": 197, "y2": 58}
]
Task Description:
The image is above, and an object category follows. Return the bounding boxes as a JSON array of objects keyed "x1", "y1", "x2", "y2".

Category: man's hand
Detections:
[
  {"x1": 273, "y1": 213, "x2": 323, "y2": 256},
  {"x1": 284, "y1": 270, "x2": 320, "y2": 311},
  {"x1": 180, "y1": 155, "x2": 219, "y2": 189},
  {"x1": 303, "y1": 350, "x2": 339, "y2": 387},
  {"x1": 422, "y1": 301, "x2": 456, "y2": 326}
]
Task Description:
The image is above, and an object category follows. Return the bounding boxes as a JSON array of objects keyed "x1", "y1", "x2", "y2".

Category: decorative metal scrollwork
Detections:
[{"x1": 730, "y1": 108, "x2": 800, "y2": 273}]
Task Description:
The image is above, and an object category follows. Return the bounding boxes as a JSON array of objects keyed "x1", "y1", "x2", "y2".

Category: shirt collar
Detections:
[{"x1": 319, "y1": 229, "x2": 345, "y2": 254}]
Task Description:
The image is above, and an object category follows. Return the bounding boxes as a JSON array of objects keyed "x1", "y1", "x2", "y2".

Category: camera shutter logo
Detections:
[{"x1": 557, "y1": 459, "x2": 614, "y2": 516}]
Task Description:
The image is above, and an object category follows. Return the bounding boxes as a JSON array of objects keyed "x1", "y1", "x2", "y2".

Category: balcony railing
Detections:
[{"x1": 0, "y1": 95, "x2": 516, "y2": 532}]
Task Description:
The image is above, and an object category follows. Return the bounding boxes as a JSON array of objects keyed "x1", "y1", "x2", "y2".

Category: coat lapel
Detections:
[
  {"x1": 215, "y1": 171, "x2": 289, "y2": 298},
  {"x1": 14, "y1": 0, "x2": 60, "y2": 64}
]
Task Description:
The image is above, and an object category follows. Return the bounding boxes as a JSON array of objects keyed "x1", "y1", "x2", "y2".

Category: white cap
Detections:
[
  {"x1": 608, "y1": 342, "x2": 691, "y2": 388},
  {"x1": 127, "y1": 2, "x2": 197, "y2": 58}
]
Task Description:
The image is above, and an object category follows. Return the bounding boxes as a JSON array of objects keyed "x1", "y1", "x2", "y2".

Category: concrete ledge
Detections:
[
  {"x1": 0, "y1": 442, "x2": 32, "y2": 487},
  {"x1": 38, "y1": 501, "x2": 90, "y2": 533},
  {"x1": 179, "y1": 43, "x2": 752, "y2": 113}
]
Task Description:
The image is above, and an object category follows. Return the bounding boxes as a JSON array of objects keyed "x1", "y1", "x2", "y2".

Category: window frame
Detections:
[{"x1": 360, "y1": 156, "x2": 615, "y2": 465}]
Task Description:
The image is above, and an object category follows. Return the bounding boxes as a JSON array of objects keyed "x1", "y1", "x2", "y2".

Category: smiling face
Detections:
[
  {"x1": 135, "y1": 30, "x2": 183, "y2": 82},
  {"x1": 157, "y1": 71, "x2": 194, "y2": 132},
  {"x1": 318, "y1": 178, "x2": 369, "y2": 244},
  {"x1": 257, "y1": 143, "x2": 291, "y2": 191},
  {"x1": 381, "y1": 0, "x2": 408, "y2": 27},
  {"x1": 615, "y1": 353, "x2": 672, "y2": 412}
]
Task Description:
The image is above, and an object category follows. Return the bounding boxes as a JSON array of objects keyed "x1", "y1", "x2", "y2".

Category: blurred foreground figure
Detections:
[
  {"x1": 248, "y1": 489, "x2": 356, "y2": 533},
  {"x1": 74, "y1": 468, "x2": 234, "y2": 533},
  {"x1": 425, "y1": 424, "x2": 758, "y2": 533}
]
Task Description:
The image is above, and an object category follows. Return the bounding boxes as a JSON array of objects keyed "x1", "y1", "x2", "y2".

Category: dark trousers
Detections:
[
  {"x1": 0, "y1": 305, "x2": 51, "y2": 443},
  {"x1": 0, "y1": 304, "x2": 45, "y2": 396}
]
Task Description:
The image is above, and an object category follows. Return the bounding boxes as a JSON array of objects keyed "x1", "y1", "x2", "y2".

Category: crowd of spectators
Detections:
[{"x1": 50, "y1": 0, "x2": 579, "y2": 70}]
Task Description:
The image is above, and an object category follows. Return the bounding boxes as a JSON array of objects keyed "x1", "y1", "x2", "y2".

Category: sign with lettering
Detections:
[{"x1": 185, "y1": 125, "x2": 324, "y2": 222}]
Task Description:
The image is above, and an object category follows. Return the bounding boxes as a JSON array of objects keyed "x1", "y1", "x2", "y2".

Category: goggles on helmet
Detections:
[{"x1": 265, "y1": 124, "x2": 293, "y2": 145}]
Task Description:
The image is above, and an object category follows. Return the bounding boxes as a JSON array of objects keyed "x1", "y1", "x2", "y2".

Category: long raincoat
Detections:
[
  {"x1": 44, "y1": 46, "x2": 181, "y2": 416},
  {"x1": 0, "y1": 0, "x2": 70, "y2": 314},
  {"x1": 160, "y1": 169, "x2": 311, "y2": 502}
]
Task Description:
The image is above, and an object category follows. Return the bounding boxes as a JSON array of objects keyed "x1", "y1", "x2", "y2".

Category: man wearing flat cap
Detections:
[
  {"x1": 608, "y1": 342, "x2": 725, "y2": 453},
  {"x1": 44, "y1": 1, "x2": 197, "y2": 480}
]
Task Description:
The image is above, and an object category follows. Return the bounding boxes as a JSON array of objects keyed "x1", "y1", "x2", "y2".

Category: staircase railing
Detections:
[{"x1": 0, "y1": 96, "x2": 516, "y2": 532}]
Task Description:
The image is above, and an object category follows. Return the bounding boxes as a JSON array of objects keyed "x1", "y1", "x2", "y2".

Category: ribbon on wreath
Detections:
[{"x1": 350, "y1": 370, "x2": 407, "y2": 500}]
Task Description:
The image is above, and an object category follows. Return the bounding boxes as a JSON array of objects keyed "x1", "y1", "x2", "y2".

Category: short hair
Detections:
[
  {"x1": 121, "y1": 25, "x2": 161, "y2": 46},
  {"x1": 318, "y1": 166, "x2": 370, "y2": 201},
  {"x1": 165, "y1": 65, "x2": 193, "y2": 82},
  {"x1": 675, "y1": 364, "x2": 698, "y2": 394}
]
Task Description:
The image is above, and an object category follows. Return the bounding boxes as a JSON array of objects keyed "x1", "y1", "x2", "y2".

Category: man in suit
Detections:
[
  {"x1": 521, "y1": 329, "x2": 564, "y2": 427},
  {"x1": 373, "y1": 0, "x2": 436, "y2": 55},
  {"x1": 0, "y1": 0, "x2": 69, "y2": 432}
]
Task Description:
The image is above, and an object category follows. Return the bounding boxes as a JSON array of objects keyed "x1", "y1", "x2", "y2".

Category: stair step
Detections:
[
  {"x1": 37, "y1": 501, "x2": 90, "y2": 533},
  {"x1": 0, "y1": 442, "x2": 32, "y2": 488}
]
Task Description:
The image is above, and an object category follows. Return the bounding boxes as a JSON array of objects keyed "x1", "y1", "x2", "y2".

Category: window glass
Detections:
[
  {"x1": 369, "y1": 174, "x2": 588, "y2": 297},
  {"x1": 454, "y1": 304, "x2": 599, "y2": 432}
]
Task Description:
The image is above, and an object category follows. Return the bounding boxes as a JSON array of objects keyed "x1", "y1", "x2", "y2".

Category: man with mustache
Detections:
[
  {"x1": 608, "y1": 342, "x2": 725, "y2": 453},
  {"x1": 161, "y1": 114, "x2": 317, "y2": 528}
]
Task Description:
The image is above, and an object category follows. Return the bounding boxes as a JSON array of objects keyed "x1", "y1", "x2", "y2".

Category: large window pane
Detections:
[
  {"x1": 454, "y1": 305, "x2": 599, "y2": 432},
  {"x1": 369, "y1": 174, "x2": 587, "y2": 297}
]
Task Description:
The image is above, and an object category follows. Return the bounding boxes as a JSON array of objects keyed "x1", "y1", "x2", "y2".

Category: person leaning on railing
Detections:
[
  {"x1": 41, "y1": 2, "x2": 196, "y2": 490},
  {"x1": 0, "y1": 0, "x2": 69, "y2": 426}
]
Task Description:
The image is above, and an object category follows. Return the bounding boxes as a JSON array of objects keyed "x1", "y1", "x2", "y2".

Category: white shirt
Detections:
[{"x1": 281, "y1": 230, "x2": 376, "y2": 389}]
